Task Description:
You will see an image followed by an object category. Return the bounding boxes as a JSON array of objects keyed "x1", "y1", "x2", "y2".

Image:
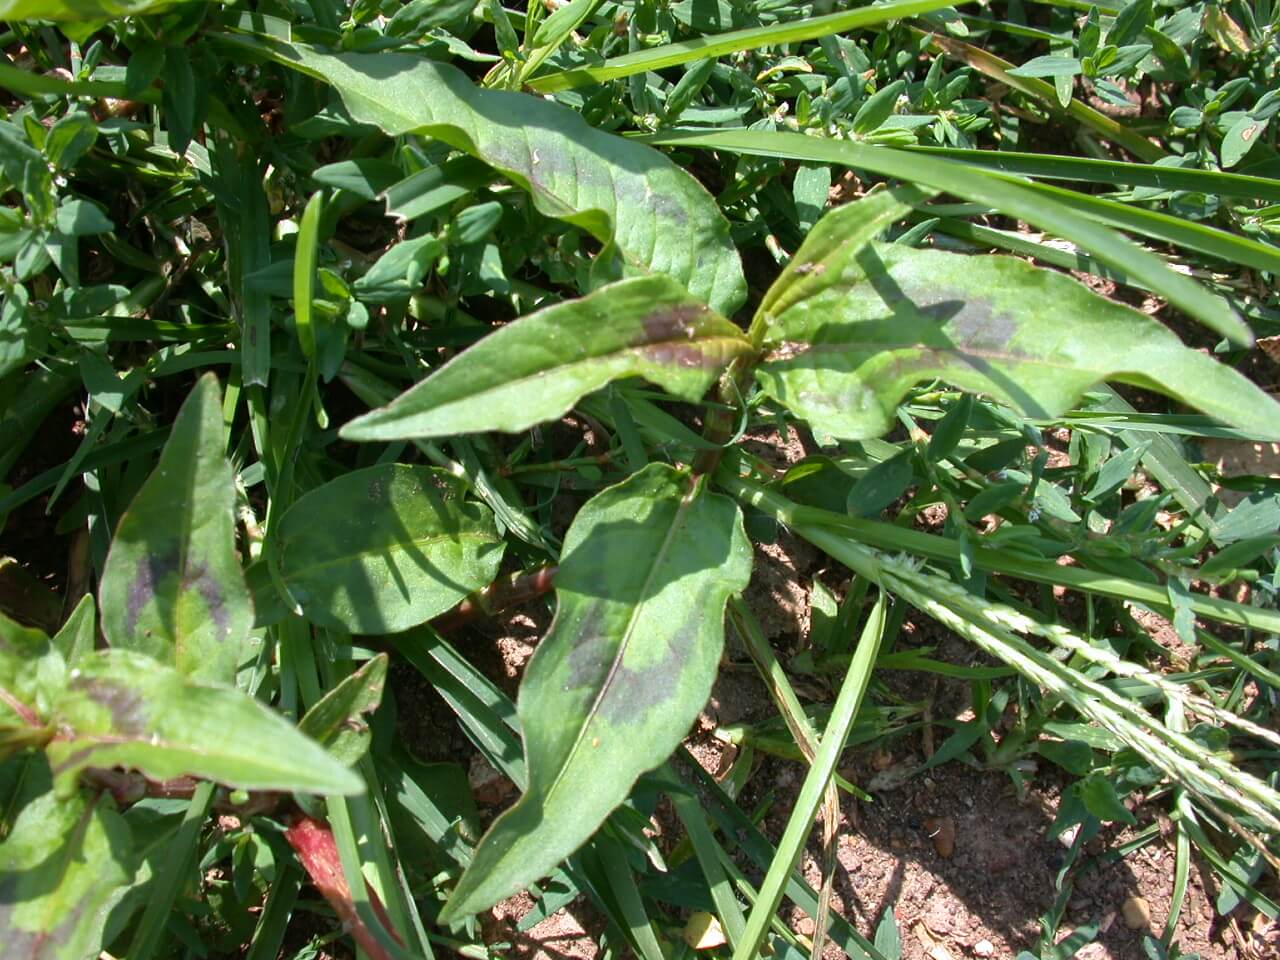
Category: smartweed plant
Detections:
[{"x1": 0, "y1": 0, "x2": 1278, "y2": 958}]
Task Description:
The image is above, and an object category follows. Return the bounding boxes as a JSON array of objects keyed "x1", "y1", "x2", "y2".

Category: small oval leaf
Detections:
[
  {"x1": 272, "y1": 464, "x2": 505, "y2": 633},
  {"x1": 440, "y1": 463, "x2": 752, "y2": 921},
  {"x1": 342, "y1": 276, "x2": 752, "y2": 442}
]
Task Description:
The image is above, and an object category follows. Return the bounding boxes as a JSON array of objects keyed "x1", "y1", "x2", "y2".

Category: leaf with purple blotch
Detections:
[{"x1": 98, "y1": 374, "x2": 254, "y2": 683}]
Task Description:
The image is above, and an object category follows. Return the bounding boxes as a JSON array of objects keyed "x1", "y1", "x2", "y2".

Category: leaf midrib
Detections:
[
  {"x1": 540, "y1": 475, "x2": 699, "y2": 805},
  {"x1": 362, "y1": 334, "x2": 749, "y2": 430},
  {"x1": 765, "y1": 336, "x2": 1148, "y2": 374},
  {"x1": 282, "y1": 529, "x2": 499, "y2": 581}
]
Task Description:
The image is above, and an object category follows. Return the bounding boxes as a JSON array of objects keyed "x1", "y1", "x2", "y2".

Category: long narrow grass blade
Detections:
[
  {"x1": 660, "y1": 765, "x2": 748, "y2": 948},
  {"x1": 906, "y1": 146, "x2": 1280, "y2": 202},
  {"x1": 734, "y1": 596, "x2": 888, "y2": 960},
  {"x1": 642, "y1": 129, "x2": 1251, "y2": 345},
  {"x1": 127, "y1": 782, "x2": 216, "y2": 960},
  {"x1": 527, "y1": 0, "x2": 976, "y2": 92}
]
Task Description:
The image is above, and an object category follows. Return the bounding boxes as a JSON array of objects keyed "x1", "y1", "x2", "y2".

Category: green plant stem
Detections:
[
  {"x1": 719, "y1": 459, "x2": 1280, "y2": 635},
  {"x1": 716, "y1": 467, "x2": 1280, "y2": 846}
]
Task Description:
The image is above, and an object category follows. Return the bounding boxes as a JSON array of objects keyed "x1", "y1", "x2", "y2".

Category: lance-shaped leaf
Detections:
[
  {"x1": 440, "y1": 463, "x2": 752, "y2": 921},
  {"x1": 271, "y1": 465, "x2": 505, "y2": 634},
  {"x1": 299, "y1": 653, "x2": 388, "y2": 765},
  {"x1": 756, "y1": 241, "x2": 1280, "y2": 442},
  {"x1": 0, "y1": 0, "x2": 196, "y2": 19},
  {"x1": 45, "y1": 649, "x2": 364, "y2": 797},
  {"x1": 98, "y1": 374, "x2": 253, "y2": 683},
  {"x1": 0, "y1": 781, "x2": 135, "y2": 960},
  {"x1": 342, "y1": 276, "x2": 752, "y2": 441},
  {"x1": 225, "y1": 37, "x2": 746, "y2": 317}
]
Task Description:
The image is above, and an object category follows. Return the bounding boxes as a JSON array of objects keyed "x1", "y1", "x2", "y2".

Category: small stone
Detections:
[
  {"x1": 925, "y1": 816, "x2": 957, "y2": 858},
  {"x1": 1122, "y1": 896, "x2": 1151, "y2": 930},
  {"x1": 972, "y1": 940, "x2": 995, "y2": 958},
  {"x1": 794, "y1": 915, "x2": 816, "y2": 937}
]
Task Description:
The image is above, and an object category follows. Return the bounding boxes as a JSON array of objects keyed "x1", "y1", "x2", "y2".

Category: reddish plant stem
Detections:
[
  {"x1": 284, "y1": 814, "x2": 405, "y2": 960},
  {"x1": 431, "y1": 564, "x2": 558, "y2": 634}
]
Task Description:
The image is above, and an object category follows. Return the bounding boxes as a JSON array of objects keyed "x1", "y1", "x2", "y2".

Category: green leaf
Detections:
[
  {"x1": 0, "y1": 0, "x2": 195, "y2": 18},
  {"x1": 1007, "y1": 55, "x2": 1084, "y2": 78},
  {"x1": 852, "y1": 79, "x2": 906, "y2": 135},
  {"x1": 847, "y1": 451, "x2": 915, "y2": 517},
  {"x1": 51, "y1": 594, "x2": 95, "y2": 667},
  {"x1": 271, "y1": 464, "x2": 505, "y2": 633},
  {"x1": 298, "y1": 654, "x2": 388, "y2": 765},
  {"x1": 754, "y1": 241, "x2": 1280, "y2": 442},
  {"x1": 342, "y1": 276, "x2": 751, "y2": 442},
  {"x1": 1036, "y1": 738, "x2": 1094, "y2": 775},
  {"x1": 440, "y1": 463, "x2": 752, "y2": 920},
  {"x1": 0, "y1": 613, "x2": 61, "y2": 757},
  {"x1": 226, "y1": 37, "x2": 746, "y2": 316},
  {"x1": 98, "y1": 374, "x2": 254, "y2": 683},
  {"x1": 161, "y1": 45, "x2": 198, "y2": 156},
  {"x1": 1080, "y1": 774, "x2": 1137, "y2": 824},
  {"x1": 46, "y1": 649, "x2": 364, "y2": 796},
  {"x1": 1221, "y1": 114, "x2": 1267, "y2": 169},
  {"x1": 0, "y1": 781, "x2": 135, "y2": 960}
]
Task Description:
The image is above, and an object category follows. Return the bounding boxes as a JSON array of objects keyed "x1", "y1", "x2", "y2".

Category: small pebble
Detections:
[
  {"x1": 1122, "y1": 896, "x2": 1151, "y2": 930},
  {"x1": 972, "y1": 939, "x2": 995, "y2": 958}
]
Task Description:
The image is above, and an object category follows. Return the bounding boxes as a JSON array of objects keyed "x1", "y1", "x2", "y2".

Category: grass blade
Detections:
[
  {"x1": 527, "y1": 0, "x2": 977, "y2": 92},
  {"x1": 643, "y1": 128, "x2": 1251, "y2": 345},
  {"x1": 734, "y1": 595, "x2": 888, "y2": 960}
]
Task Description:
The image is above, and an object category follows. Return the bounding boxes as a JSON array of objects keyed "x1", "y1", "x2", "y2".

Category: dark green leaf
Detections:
[
  {"x1": 1036, "y1": 738, "x2": 1093, "y2": 775},
  {"x1": 440, "y1": 464, "x2": 752, "y2": 920},
  {"x1": 1080, "y1": 774, "x2": 1137, "y2": 824},
  {"x1": 1199, "y1": 536, "x2": 1280, "y2": 577},
  {"x1": 46, "y1": 649, "x2": 364, "y2": 796},
  {"x1": 352, "y1": 234, "x2": 443, "y2": 303},
  {"x1": 342, "y1": 276, "x2": 752, "y2": 441},
  {"x1": 852, "y1": 79, "x2": 906, "y2": 135},
  {"x1": 98, "y1": 374, "x2": 254, "y2": 683},
  {"x1": 927, "y1": 393, "x2": 974, "y2": 461},
  {"x1": 228, "y1": 38, "x2": 746, "y2": 315},
  {"x1": 161, "y1": 46, "x2": 197, "y2": 156},
  {"x1": 271, "y1": 464, "x2": 505, "y2": 633},
  {"x1": 847, "y1": 452, "x2": 915, "y2": 517}
]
